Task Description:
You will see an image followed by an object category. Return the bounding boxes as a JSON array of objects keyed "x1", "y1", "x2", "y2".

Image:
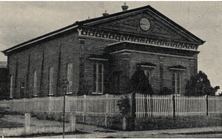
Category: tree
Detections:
[
  {"x1": 129, "y1": 66, "x2": 153, "y2": 94},
  {"x1": 129, "y1": 66, "x2": 154, "y2": 119},
  {"x1": 185, "y1": 71, "x2": 219, "y2": 96},
  {"x1": 218, "y1": 92, "x2": 222, "y2": 96},
  {"x1": 159, "y1": 87, "x2": 173, "y2": 95}
]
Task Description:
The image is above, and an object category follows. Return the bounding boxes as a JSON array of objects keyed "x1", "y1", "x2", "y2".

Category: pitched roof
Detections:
[{"x1": 2, "y1": 5, "x2": 205, "y2": 55}]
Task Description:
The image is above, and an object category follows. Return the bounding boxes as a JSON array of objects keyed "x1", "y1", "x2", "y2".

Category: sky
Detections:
[{"x1": 0, "y1": 1, "x2": 222, "y2": 93}]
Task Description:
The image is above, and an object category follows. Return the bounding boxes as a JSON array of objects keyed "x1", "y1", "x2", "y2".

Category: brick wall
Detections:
[
  {"x1": 7, "y1": 31, "x2": 198, "y2": 98},
  {"x1": 114, "y1": 51, "x2": 197, "y2": 94},
  {"x1": 8, "y1": 32, "x2": 80, "y2": 98},
  {"x1": 77, "y1": 36, "x2": 117, "y2": 95}
]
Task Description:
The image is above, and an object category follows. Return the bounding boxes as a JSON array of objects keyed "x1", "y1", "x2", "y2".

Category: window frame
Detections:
[
  {"x1": 10, "y1": 75, "x2": 13, "y2": 98},
  {"x1": 92, "y1": 62, "x2": 104, "y2": 95},
  {"x1": 172, "y1": 72, "x2": 182, "y2": 95},
  {"x1": 144, "y1": 69, "x2": 151, "y2": 83},
  {"x1": 66, "y1": 63, "x2": 73, "y2": 94},
  {"x1": 33, "y1": 70, "x2": 38, "y2": 97},
  {"x1": 48, "y1": 67, "x2": 54, "y2": 96}
]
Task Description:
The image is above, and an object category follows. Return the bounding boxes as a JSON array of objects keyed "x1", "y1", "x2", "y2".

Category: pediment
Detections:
[{"x1": 84, "y1": 6, "x2": 203, "y2": 45}]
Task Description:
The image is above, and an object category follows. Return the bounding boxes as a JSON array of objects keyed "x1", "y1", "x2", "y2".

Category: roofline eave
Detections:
[
  {"x1": 2, "y1": 4, "x2": 205, "y2": 55},
  {"x1": 2, "y1": 24, "x2": 79, "y2": 55}
]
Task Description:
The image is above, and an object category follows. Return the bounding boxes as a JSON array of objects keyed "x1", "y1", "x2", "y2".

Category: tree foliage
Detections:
[
  {"x1": 129, "y1": 66, "x2": 153, "y2": 94},
  {"x1": 159, "y1": 87, "x2": 173, "y2": 95},
  {"x1": 185, "y1": 71, "x2": 219, "y2": 96}
]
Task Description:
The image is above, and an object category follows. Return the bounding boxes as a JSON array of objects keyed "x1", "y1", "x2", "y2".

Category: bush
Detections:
[
  {"x1": 36, "y1": 112, "x2": 47, "y2": 120},
  {"x1": 159, "y1": 87, "x2": 173, "y2": 95},
  {"x1": 117, "y1": 95, "x2": 131, "y2": 117},
  {"x1": 185, "y1": 71, "x2": 220, "y2": 96}
]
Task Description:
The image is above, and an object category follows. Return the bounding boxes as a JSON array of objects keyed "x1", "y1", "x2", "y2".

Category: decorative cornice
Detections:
[
  {"x1": 77, "y1": 28, "x2": 199, "y2": 51},
  {"x1": 89, "y1": 58, "x2": 108, "y2": 61},
  {"x1": 110, "y1": 49, "x2": 195, "y2": 59}
]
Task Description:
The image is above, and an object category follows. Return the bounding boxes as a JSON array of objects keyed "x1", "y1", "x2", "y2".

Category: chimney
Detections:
[
  {"x1": 102, "y1": 10, "x2": 109, "y2": 17},
  {"x1": 121, "y1": 2, "x2": 128, "y2": 11}
]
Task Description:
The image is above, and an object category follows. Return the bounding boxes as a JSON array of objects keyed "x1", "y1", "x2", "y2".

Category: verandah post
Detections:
[
  {"x1": 172, "y1": 95, "x2": 175, "y2": 118},
  {"x1": 205, "y1": 95, "x2": 208, "y2": 116}
]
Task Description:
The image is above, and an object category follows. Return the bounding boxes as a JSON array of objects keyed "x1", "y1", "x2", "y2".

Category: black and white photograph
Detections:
[{"x1": 0, "y1": 1, "x2": 222, "y2": 138}]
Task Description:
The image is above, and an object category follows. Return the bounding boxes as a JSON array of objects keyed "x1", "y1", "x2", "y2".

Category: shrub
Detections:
[
  {"x1": 117, "y1": 95, "x2": 131, "y2": 117},
  {"x1": 185, "y1": 71, "x2": 220, "y2": 96},
  {"x1": 36, "y1": 112, "x2": 47, "y2": 120}
]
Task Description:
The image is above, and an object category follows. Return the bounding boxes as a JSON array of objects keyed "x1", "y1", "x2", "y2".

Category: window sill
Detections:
[
  {"x1": 92, "y1": 92, "x2": 103, "y2": 95},
  {"x1": 66, "y1": 92, "x2": 72, "y2": 95}
]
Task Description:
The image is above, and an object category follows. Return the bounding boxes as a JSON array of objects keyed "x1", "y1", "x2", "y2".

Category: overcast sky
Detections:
[{"x1": 0, "y1": 1, "x2": 222, "y2": 93}]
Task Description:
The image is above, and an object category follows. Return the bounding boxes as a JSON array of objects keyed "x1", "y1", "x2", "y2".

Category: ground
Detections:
[{"x1": 1, "y1": 114, "x2": 222, "y2": 138}]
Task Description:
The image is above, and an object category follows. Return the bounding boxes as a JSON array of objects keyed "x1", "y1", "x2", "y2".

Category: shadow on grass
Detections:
[
  {"x1": 0, "y1": 119, "x2": 23, "y2": 128},
  {"x1": 7, "y1": 130, "x2": 88, "y2": 138},
  {"x1": 178, "y1": 131, "x2": 222, "y2": 135}
]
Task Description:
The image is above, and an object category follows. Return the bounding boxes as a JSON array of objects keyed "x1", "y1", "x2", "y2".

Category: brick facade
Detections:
[{"x1": 3, "y1": 5, "x2": 204, "y2": 98}]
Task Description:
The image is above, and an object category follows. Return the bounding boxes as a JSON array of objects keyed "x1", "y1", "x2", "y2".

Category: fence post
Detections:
[
  {"x1": 122, "y1": 116, "x2": 127, "y2": 130},
  {"x1": 48, "y1": 96, "x2": 52, "y2": 112},
  {"x1": 25, "y1": 113, "x2": 31, "y2": 134},
  {"x1": 150, "y1": 95, "x2": 153, "y2": 117},
  {"x1": 23, "y1": 98, "x2": 26, "y2": 113},
  {"x1": 69, "y1": 112, "x2": 76, "y2": 132},
  {"x1": 105, "y1": 94, "x2": 109, "y2": 127},
  {"x1": 144, "y1": 94, "x2": 148, "y2": 117},
  {"x1": 205, "y1": 95, "x2": 208, "y2": 116},
  {"x1": 172, "y1": 95, "x2": 175, "y2": 118},
  {"x1": 131, "y1": 92, "x2": 136, "y2": 130},
  {"x1": 83, "y1": 95, "x2": 86, "y2": 123}
]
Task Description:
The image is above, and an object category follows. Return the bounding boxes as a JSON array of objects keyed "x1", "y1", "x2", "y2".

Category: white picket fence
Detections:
[
  {"x1": 1, "y1": 94, "x2": 222, "y2": 118},
  {"x1": 0, "y1": 94, "x2": 123, "y2": 116},
  {"x1": 135, "y1": 94, "x2": 222, "y2": 117}
]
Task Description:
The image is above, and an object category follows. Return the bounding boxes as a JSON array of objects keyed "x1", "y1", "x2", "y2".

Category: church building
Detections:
[{"x1": 2, "y1": 4, "x2": 205, "y2": 98}]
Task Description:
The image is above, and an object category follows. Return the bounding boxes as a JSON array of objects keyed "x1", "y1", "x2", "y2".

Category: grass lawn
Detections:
[{"x1": 0, "y1": 119, "x2": 23, "y2": 128}]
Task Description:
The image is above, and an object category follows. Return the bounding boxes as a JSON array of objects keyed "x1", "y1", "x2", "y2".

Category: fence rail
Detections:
[{"x1": 1, "y1": 94, "x2": 222, "y2": 118}]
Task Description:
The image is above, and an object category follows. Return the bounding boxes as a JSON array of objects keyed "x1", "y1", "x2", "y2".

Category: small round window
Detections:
[{"x1": 139, "y1": 18, "x2": 150, "y2": 31}]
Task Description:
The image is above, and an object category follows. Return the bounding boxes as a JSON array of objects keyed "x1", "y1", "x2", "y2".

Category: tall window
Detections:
[
  {"x1": 67, "y1": 63, "x2": 73, "y2": 94},
  {"x1": 144, "y1": 70, "x2": 151, "y2": 83},
  {"x1": 10, "y1": 75, "x2": 13, "y2": 98},
  {"x1": 172, "y1": 72, "x2": 181, "y2": 94},
  {"x1": 33, "y1": 70, "x2": 38, "y2": 96},
  {"x1": 93, "y1": 63, "x2": 104, "y2": 94},
  {"x1": 49, "y1": 67, "x2": 54, "y2": 96}
]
